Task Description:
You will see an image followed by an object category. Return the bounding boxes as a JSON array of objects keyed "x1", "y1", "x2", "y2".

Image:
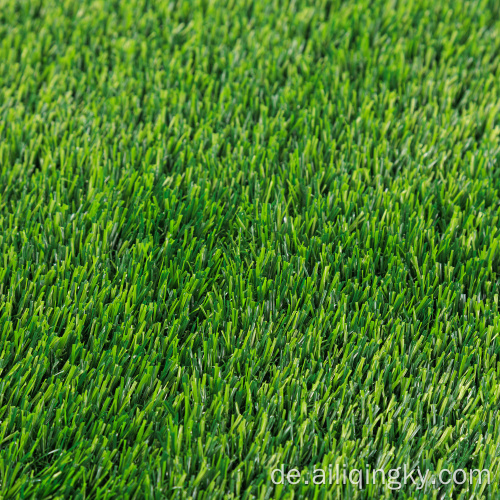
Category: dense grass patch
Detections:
[{"x1": 1, "y1": 0, "x2": 500, "y2": 498}]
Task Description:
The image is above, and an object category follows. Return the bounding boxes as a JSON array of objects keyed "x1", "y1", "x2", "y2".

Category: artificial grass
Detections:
[{"x1": 1, "y1": 0, "x2": 500, "y2": 498}]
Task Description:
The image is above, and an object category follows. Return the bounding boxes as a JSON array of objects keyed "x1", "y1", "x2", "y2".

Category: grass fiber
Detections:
[{"x1": 1, "y1": 0, "x2": 500, "y2": 498}]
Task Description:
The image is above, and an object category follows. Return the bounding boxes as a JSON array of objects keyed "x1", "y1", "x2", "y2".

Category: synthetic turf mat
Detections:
[{"x1": 1, "y1": 0, "x2": 500, "y2": 498}]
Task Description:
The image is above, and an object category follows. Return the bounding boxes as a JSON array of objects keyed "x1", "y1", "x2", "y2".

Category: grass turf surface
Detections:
[{"x1": 1, "y1": 0, "x2": 500, "y2": 498}]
